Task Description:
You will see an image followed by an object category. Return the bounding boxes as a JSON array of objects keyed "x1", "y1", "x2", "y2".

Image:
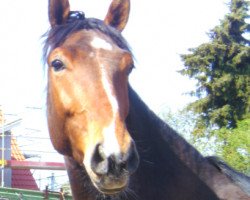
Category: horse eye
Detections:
[{"x1": 51, "y1": 59, "x2": 65, "y2": 71}]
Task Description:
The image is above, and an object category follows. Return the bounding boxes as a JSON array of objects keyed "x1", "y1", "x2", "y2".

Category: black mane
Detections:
[{"x1": 43, "y1": 16, "x2": 132, "y2": 62}]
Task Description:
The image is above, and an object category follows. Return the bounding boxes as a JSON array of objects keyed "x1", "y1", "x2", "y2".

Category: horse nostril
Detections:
[
  {"x1": 109, "y1": 143, "x2": 139, "y2": 175},
  {"x1": 91, "y1": 142, "x2": 139, "y2": 176},
  {"x1": 91, "y1": 144, "x2": 108, "y2": 175}
]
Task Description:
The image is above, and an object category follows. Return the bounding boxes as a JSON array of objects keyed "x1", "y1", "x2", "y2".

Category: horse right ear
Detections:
[{"x1": 48, "y1": 0, "x2": 70, "y2": 27}]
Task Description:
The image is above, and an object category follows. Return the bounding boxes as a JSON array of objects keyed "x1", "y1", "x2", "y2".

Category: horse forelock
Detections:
[{"x1": 43, "y1": 17, "x2": 133, "y2": 64}]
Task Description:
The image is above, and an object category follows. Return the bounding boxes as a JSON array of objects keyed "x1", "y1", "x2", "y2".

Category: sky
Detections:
[
  {"x1": 0, "y1": 0, "x2": 231, "y2": 190},
  {"x1": 0, "y1": 0, "x2": 230, "y2": 114}
]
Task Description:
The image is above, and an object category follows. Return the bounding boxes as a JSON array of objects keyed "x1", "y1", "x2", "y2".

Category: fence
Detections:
[{"x1": 0, "y1": 187, "x2": 72, "y2": 200}]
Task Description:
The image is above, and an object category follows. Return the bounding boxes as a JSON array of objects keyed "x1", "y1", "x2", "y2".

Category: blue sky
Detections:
[{"x1": 0, "y1": 0, "x2": 229, "y2": 114}]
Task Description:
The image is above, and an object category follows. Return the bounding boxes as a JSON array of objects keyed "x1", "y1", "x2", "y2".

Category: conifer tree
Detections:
[{"x1": 180, "y1": 0, "x2": 250, "y2": 129}]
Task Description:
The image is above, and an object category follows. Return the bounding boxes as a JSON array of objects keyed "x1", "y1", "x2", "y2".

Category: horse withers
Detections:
[{"x1": 44, "y1": 0, "x2": 250, "y2": 199}]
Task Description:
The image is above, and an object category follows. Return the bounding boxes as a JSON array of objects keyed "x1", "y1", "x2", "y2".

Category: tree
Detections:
[
  {"x1": 159, "y1": 108, "x2": 220, "y2": 158},
  {"x1": 159, "y1": 108, "x2": 250, "y2": 173},
  {"x1": 178, "y1": 0, "x2": 250, "y2": 173},
  {"x1": 213, "y1": 117, "x2": 250, "y2": 174},
  {"x1": 180, "y1": 0, "x2": 250, "y2": 129},
  {"x1": 158, "y1": 107, "x2": 196, "y2": 140}
]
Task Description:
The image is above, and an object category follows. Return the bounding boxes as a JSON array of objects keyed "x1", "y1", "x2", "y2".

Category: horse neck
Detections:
[
  {"x1": 126, "y1": 85, "x2": 206, "y2": 173},
  {"x1": 126, "y1": 86, "x2": 250, "y2": 199}
]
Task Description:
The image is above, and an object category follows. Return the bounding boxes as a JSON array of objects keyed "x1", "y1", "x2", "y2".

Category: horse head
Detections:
[{"x1": 46, "y1": 0, "x2": 139, "y2": 195}]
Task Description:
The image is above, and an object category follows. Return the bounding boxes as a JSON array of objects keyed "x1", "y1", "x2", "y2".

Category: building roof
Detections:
[{"x1": 11, "y1": 138, "x2": 39, "y2": 190}]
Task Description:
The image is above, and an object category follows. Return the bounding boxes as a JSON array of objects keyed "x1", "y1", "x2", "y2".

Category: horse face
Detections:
[{"x1": 47, "y1": 0, "x2": 139, "y2": 195}]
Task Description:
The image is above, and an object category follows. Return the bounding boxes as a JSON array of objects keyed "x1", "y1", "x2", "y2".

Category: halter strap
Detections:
[{"x1": 67, "y1": 11, "x2": 85, "y2": 23}]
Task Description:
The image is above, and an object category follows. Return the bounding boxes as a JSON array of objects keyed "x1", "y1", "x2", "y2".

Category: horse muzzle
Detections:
[{"x1": 89, "y1": 141, "x2": 139, "y2": 194}]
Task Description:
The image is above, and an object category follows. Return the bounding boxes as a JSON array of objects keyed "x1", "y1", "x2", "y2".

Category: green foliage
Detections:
[
  {"x1": 159, "y1": 107, "x2": 250, "y2": 174},
  {"x1": 159, "y1": 108, "x2": 218, "y2": 156},
  {"x1": 158, "y1": 107, "x2": 196, "y2": 140},
  {"x1": 180, "y1": 0, "x2": 250, "y2": 128},
  {"x1": 175, "y1": 1, "x2": 250, "y2": 174},
  {"x1": 213, "y1": 118, "x2": 250, "y2": 174}
]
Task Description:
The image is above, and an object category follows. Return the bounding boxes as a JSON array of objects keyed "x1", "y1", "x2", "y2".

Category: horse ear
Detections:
[
  {"x1": 48, "y1": 0, "x2": 70, "y2": 27},
  {"x1": 104, "y1": 0, "x2": 130, "y2": 32}
]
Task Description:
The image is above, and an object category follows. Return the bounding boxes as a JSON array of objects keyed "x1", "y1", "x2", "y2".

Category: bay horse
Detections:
[{"x1": 44, "y1": 0, "x2": 250, "y2": 199}]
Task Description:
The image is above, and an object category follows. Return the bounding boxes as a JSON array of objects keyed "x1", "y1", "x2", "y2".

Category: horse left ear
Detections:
[
  {"x1": 104, "y1": 0, "x2": 130, "y2": 32},
  {"x1": 48, "y1": 0, "x2": 70, "y2": 27}
]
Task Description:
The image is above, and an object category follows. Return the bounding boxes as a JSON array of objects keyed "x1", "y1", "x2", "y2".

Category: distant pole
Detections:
[
  {"x1": 0, "y1": 106, "x2": 5, "y2": 187},
  {"x1": 39, "y1": 157, "x2": 41, "y2": 190},
  {"x1": 51, "y1": 173, "x2": 55, "y2": 191}
]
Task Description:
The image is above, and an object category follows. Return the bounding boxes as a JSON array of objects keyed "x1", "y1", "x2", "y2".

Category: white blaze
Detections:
[
  {"x1": 91, "y1": 37, "x2": 113, "y2": 50},
  {"x1": 100, "y1": 64, "x2": 120, "y2": 157}
]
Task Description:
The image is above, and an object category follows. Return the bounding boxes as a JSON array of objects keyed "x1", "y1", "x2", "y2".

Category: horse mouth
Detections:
[
  {"x1": 92, "y1": 176, "x2": 128, "y2": 195},
  {"x1": 97, "y1": 185, "x2": 127, "y2": 195}
]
